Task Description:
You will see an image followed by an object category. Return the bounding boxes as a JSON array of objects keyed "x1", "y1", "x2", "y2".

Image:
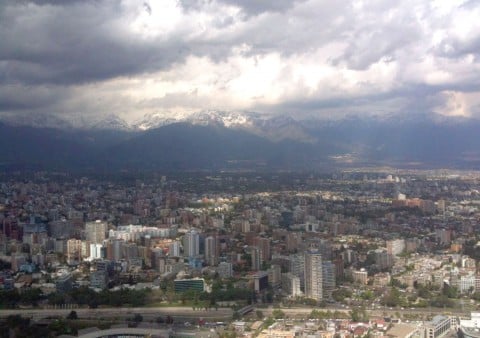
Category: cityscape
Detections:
[
  {"x1": 1, "y1": 170, "x2": 480, "y2": 337},
  {"x1": 2, "y1": 0, "x2": 480, "y2": 337}
]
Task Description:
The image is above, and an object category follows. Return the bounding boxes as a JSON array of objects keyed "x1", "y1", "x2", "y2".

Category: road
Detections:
[
  {"x1": 0, "y1": 304, "x2": 471, "y2": 322},
  {"x1": 0, "y1": 306, "x2": 234, "y2": 322}
]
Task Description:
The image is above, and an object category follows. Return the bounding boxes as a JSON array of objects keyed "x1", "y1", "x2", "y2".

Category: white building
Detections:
[
  {"x1": 183, "y1": 229, "x2": 199, "y2": 257},
  {"x1": 304, "y1": 250, "x2": 323, "y2": 302},
  {"x1": 281, "y1": 273, "x2": 302, "y2": 297},
  {"x1": 425, "y1": 315, "x2": 452, "y2": 338},
  {"x1": 387, "y1": 239, "x2": 406, "y2": 256}
]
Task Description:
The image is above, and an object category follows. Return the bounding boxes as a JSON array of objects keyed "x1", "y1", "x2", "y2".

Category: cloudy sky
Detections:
[{"x1": 1, "y1": 0, "x2": 480, "y2": 124}]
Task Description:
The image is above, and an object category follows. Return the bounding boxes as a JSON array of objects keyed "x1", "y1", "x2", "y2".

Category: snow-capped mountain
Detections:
[
  {"x1": 184, "y1": 110, "x2": 263, "y2": 127},
  {"x1": 133, "y1": 110, "x2": 263, "y2": 130},
  {"x1": 133, "y1": 110, "x2": 315, "y2": 142},
  {"x1": 133, "y1": 112, "x2": 189, "y2": 130},
  {"x1": 2, "y1": 109, "x2": 480, "y2": 171}
]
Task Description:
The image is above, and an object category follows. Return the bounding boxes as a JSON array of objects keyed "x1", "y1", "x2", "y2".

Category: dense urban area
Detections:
[{"x1": 1, "y1": 170, "x2": 480, "y2": 337}]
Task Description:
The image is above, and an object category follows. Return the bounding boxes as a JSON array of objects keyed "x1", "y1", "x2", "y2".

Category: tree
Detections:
[
  {"x1": 66, "y1": 310, "x2": 78, "y2": 320},
  {"x1": 272, "y1": 309, "x2": 285, "y2": 319},
  {"x1": 442, "y1": 284, "x2": 458, "y2": 299},
  {"x1": 256, "y1": 310, "x2": 264, "y2": 319},
  {"x1": 350, "y1": 307, "x2": 368, "y2": 322},
  {"x1": 332, "y1": 288, "x2": 352, "y2": 302},
  {"x1": 133, "y1": 314, "x2": 143, "y2": 323}
]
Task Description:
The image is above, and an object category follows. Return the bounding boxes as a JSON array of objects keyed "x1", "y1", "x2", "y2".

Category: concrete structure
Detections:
[
  {"x1": 304, "y1": 249, "x2": 323, "y2": 302},
  {"x1": 461, "y1": 313, "x2": 480, "y2": 338},
  {"x1": 352, "y1": 269, "x2": 368, "y2": 285},
  {"x1": 204, "y1": 236, "x2": 218, "y2": 266},
  {"x1": 387, "y1": 239, "x2": 406, "y2": 256},
  {"x1": 281, "y1": 272, "x2": 302, "y2": 297},
  {"x1": 85, "y1": 220, "x2": 107, "y2": 244},
  {"x1": 183, "y1": 229, "x2": 200, "y2": 257},
  {"x1": 90, "y1": 270, "x2": 108, "y2": 290},
  {"x1": 425, "y1": 315, "x2": 451, "y2": 338},
  {"x1": 217, "y1": 261, "x2": 233, "y2": 278},
  {"x1": 322, "y1": 261, "x2": 335, "y2": 301}
]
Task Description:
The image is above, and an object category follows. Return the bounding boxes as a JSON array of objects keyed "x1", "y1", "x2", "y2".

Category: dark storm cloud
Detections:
[
  {"x1": 0, "y1": 1, "x2": 191, "y2": 85},
  {"x1": 0, "y1": 84, "x2": 69, "y2": 111},
  {"x1": 1, "y1": 0, "x2": 480, "y2": 121}
]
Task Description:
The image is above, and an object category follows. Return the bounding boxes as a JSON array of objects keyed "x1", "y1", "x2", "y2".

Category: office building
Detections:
[{"x1": 425, "y1": 315, "x2": 452, "y2": 338}]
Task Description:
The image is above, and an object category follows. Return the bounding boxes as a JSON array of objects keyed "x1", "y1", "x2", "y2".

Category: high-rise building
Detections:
[
  {"x1": 304, "y1": 250, "x2": 323, "y2": 302},
  {"x1": 289, "y1": 253, "x2": 305, "y2": 291},
  {"x1": 85, "y1": 220, "x2": 107, "y2": 244},
  {"x1": 204, "y1": 236, "x2": 218, "y2": 266},
  {"x1": 169, "y1": 240, "x2": 181, "y2": 257},
  {"x1": 89, "y1": 243, "x2": 104, "y2": 260},
  {"x1": 268, "y1": 264, "x2": 282, "y2": 288},
  {"x1": 322, "y1": 261, "x2": 335, "y2": 301},
  {"x1": 183, "y1": 229, "x2": 200, "y2": 257},
  {"x1": 251, "y1": 246, "x2": 261, "y2": 271},
  {"x1": 281, "y1": 273, "x2": 302, "y2": 297},
  {"x1": 253, "y1": 237, "x2": 271, "y2": 262},
  {"x1": 66, "y1": 239, "x2": 82, "y2": 264}
]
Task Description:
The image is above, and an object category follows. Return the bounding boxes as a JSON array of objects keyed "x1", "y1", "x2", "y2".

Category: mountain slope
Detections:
[
  {"x1": 101, "y1": 123, "x2": 324, "y2": 170},
  {"x1": 2, "y1": 112, "x2": 480, "y2": 171}
]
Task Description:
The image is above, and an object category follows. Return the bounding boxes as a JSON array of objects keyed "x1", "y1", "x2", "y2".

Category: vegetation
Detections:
[
  {"x1": 48, "y1": 286, "x2": 150, "y2": 308},
  {"x1": 350, "y1": 307, "x2": 369, "y2": 322},
  {"x1": 272, "y1": 309, "x2": 285, "y2": 319}
]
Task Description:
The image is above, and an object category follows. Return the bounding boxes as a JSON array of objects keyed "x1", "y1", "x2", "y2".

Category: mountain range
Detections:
[{"x1": 0, "y1": 111, "x2": 479, "y2": 172}]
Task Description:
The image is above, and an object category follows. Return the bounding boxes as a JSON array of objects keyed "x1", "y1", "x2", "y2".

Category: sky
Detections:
[{"x1": 1, "y1": 0, "x2": 480, "y2": 124}]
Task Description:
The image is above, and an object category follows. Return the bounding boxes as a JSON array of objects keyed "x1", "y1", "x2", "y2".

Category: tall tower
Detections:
[
  {"x1": 204, "y1": 236, "x2": 218, "y2": 266},
  {"x1": 251, "y1": 247, "x2": 261, "y2": 271},
  {"x1": 183, "y1": 229, "x2": 200, "y2": 257},
  {"x1": 304, "y1": 249, "x2": 323, "y2": 302}
]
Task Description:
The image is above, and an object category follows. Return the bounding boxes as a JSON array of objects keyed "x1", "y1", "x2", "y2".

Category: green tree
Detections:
[
  {"x1": 272, "y1": 309, "x2": 285, "y2": 319},
  {"x1": 350, "y1": 307, "x2": 369, "y2": 322},
  {"x1": 442, "y1": 284, "x2": 458, "y2": 299},
  {"x1": 66, "y1": 310, "x2": 78, "y2": 320}
]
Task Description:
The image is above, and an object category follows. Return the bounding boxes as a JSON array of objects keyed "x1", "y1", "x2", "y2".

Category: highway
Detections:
[
  {"x1": 0, "y1": 306, "x2": 234, "y2": 322},
  {"x1": 0, "y1": 304, "x2": 472, "y2": 323}
]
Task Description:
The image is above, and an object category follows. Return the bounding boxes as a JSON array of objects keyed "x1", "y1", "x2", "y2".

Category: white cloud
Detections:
[{"x1": 1, "y1": 0, "x2": 480, "y2": 122}]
